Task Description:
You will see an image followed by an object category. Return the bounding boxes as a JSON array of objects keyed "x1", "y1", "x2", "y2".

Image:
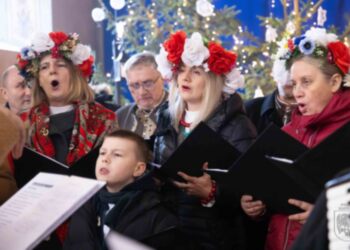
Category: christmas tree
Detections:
[{"x1": 94, "y1": 0, "x2": 350, "y2": 100}]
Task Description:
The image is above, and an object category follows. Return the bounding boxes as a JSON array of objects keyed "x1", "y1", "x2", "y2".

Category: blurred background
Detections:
[{"x1": 1, "y1": 0, "x2": 349, "y2": 104}]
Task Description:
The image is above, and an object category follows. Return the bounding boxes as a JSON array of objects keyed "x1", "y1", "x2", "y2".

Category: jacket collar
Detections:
[
  {"x1": 260, "y1": 91, "x2": 277, "y2": 117},
  {"x1": 206, "y1": 93, "x2": 245, "y2": 131}
]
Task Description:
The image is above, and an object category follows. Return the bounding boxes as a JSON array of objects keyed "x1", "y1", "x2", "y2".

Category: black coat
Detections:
[
  {"x1": 153, "y1": 93, "x2": 257, "y2": 249},
  {"x1": 244, "y1": 90, "x2": 283, "y2": 134},
  {"x1": 63, "y1": 172, "x2": 181, "y2": 250}
]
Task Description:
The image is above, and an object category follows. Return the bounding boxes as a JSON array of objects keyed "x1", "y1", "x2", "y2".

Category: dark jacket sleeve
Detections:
[{"x1": 63, "y1": 198, "x2": 101, "y2": 250}]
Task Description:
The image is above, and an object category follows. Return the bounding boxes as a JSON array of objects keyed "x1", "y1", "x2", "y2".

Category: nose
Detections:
[
  {"x1": 49, "y1": 63, "x2": 57, "y2": 75},
  {"x1": 293, "y1": 83, "x2": 304, "y2": 99},
  {"x1": 180, "y1": 68, "x2": 191, "y2": 82},
  {"x1": 24, "y1": 85, "x2": 31, "y2": 96},
  {"x1": 135, "y1": 85, "x2": 148, "y2": 96},
  {"x1": 101, "y1": 154, "x2": 110, "y2": 164}
]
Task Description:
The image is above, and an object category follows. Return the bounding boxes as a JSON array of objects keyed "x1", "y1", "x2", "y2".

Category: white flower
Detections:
[
  {"x1": 223, "y1": 68, "x2": 244, "y2": 94},
  {"x1": 181, "y1": 32, "x2": 209, "y2": 67},
  {"x1": 343, "y1": 73, "x2": 350, "y2": 87},
  {"x1": 272, "y1": 58, "x2": 290, "y2": 96},
  {"x1": 70, "y1": 44, "x2": 91, "y2": 65},
  {"x1": 155, "y1": 46, "x2": 173, "y2": 80},
  {"x1": 30, "y1": 33, "x2": 54, "y2": 53},
  {"x1": 275, "y1": 38, "x2": 290, "y2": 59},
  {"x1": 317, "y1": 6, "x2": 327, "y2": 26},
  {"x1": 20, "y1": 47, "x2": 36, "y2": 60},
  {"x1": 265, "y1": 25, "x2": 278, "y2": 43},
  {"x1": 196, "y1": 0, "x2": 214, "y2": 17},
  {"x1": 286, "y1": 21, "x2": 296, "y2": 34},
  {"x1": 304, "y1": 27, "x2": 337, "y2": 47},
  {"x1": 203, "y1": 63, "x2": 210, "y2": 72}
]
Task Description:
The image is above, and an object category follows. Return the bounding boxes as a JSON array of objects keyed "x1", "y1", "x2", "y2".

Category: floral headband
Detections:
[
  {"x1": 276, "y1": 28, "x2": 350, "y2": 77},
  {"x1": 155, "y1": 31, "x2": 244, "y2": 94},
  {"x1": 16, "y1": 31, "x2": 94, "y2": 81}
]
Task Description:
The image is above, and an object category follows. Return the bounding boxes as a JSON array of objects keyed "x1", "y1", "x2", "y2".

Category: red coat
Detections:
[{"x1": 266, "y1": 89, "x2": 350, "y2": 250}]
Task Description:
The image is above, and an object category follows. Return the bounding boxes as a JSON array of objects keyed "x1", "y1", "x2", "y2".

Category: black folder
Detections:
[
  {"x1": 230, "y1": 121, "x2": 350, "y2": 214},
  {"x1": 228, "y1": 123, "x2": 308, "y2": 214},
  {"x1": 14, "y1": 146, "x2": 99, "y2": 188},
  {"x1": 158, "y1": 122, "x2": 241, "y2": 182}
]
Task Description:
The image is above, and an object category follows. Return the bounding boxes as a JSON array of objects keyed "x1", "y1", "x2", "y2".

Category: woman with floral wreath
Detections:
[
  {"x1": 240, "y1": 27, "x2": 350, "y2": 250},
  {"x1": 16, "y1": 31, "x2": 118, "y2": 248},
  {"x1": 153, "y1": 31, "x2": 257, "y2": 249}
]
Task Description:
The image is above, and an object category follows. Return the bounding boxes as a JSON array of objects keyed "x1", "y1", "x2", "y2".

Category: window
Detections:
[{"x1": 0, "y1": 0, "x2": 52, "y2": 52}]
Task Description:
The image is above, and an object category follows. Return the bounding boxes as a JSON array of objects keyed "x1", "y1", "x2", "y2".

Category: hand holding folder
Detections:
[
  {"x1": 231, "y1": 121, "x2": 350, "y2": 214},
  {"x1": 158, "y1": 122, "x2": 241, "y2": 182}
]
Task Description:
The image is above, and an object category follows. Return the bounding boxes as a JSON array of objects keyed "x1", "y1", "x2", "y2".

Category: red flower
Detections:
[
  {"x1": 16, "y1": 54, "x2": 28, "y2": 69},
  {"x1": 79, "y1": 55, "x2": 94, "y2": 78},
  {"x1": 49, "y1": 31, "x2": 69, "y2": 46},
  {"x1": 288, "y1": 39, "x2": 295, "y2": 52},
  {"x1": 327, "y1": 41, "x2": 350, "y2": 74},
  {"x1": 164, "y1": 31, "x2": 186, "y2": 65},
  {"x1": 51, "y1": 46, "x2": 60, "y2": 58},
  {"x1": 207, "y1": 42, "x2": 237, "y2": 75}
]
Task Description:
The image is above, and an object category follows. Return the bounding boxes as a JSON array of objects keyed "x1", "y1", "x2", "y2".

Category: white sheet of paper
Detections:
[
  {"x1": 0, "y1": 172, "x2": 105, "y2": 250},
  {"x1": 106, "y1": 230, "x2": 154, "y2": 250}
]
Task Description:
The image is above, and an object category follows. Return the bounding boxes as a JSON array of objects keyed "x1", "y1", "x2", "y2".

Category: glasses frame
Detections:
[{"x1": 128, "y1": 75, "x2": 161, "y2": 91}]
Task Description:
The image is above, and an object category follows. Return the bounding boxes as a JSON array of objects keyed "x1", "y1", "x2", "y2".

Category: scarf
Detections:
[
  {"x1": 283, "y1": 89, "x2": 350, "y2": 147},
  {"x1": 28, "y1": 101, "x2": 117, "y2": 166}
]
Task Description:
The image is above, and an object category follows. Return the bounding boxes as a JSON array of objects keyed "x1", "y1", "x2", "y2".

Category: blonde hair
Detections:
[
  {"x1": 169, "y1": 70, "x2": 224, "y2": 131},
  {"x1": 32, "y1": 59, "x2": 94, "y2": 107}
]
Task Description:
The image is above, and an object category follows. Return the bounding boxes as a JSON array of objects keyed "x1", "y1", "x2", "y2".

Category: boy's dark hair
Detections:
[{"x1": 105, "y1": 129, "x2": 153, "y2": 163}]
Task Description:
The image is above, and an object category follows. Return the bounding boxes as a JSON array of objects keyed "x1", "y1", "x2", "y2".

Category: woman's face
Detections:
[
  {"x1": 290, "y1": 59, "x2": 341, "y2": 115},
  {"x1": 38, "y1": 55, "x2": 71, "y2": 106},
  {"x1": 177, "y1": 65, "x2": 206, "y2": 111}
]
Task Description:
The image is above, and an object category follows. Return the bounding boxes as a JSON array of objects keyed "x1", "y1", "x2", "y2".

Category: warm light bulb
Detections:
[
  {"x1": 91, "y1": 8, "x2": 106, "y2": 22},
  {"x1": 110, "y1": 0, "x2": 126, "y2": 10}
]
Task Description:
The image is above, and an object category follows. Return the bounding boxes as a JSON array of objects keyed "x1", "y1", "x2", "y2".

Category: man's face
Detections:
[
  {"x1": 126, "y1": 65, "x2": 164, "y2": 110},
  {"x1": 1, "y1": 68, "x2": 31, "y2": 114}
]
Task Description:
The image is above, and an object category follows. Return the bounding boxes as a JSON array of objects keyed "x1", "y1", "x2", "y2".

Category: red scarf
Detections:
[
  {"x1": 28, "y1": 101, "x2": 118, "y2": 166},
  {"x1": 283, "y1": 89, "x2": 350, "y2": 147}
]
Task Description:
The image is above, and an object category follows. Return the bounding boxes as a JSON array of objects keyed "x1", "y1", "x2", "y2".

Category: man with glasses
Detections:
[
  {"x1": 0, "y1": 65, "x2": 32, "y2": 116},
  {"x1": 117, "y1": 52, "x2": 167, "y2": 143}
]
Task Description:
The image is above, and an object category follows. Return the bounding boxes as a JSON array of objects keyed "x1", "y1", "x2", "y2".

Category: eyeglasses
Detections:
[{"x1": 128, "y1": 75, "x2": 161, "y2": 91}]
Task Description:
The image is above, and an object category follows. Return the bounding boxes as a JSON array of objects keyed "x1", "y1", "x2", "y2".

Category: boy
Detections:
[{"x1": 63, "y1": 130, "x2": 179, "y2": 250}]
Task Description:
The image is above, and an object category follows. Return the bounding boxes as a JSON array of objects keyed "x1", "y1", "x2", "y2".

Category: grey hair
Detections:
[
  {"x1": 0, "y1": 65, "x2": 18, "y2": 88},
  {"x1": 123, "y1": 51, "x2": 158, "y2": 76}
]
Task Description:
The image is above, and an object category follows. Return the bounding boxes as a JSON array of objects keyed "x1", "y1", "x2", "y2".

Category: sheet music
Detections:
[
  {"x1": 106, "y1": 230, "x2": 154, "y2": 250},
  {"x1": 0, "y1": 173, "x2": 105, "y2": 250}
]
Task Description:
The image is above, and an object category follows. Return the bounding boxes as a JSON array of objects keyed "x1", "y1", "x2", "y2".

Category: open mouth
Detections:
[
  {"x1": 298, "y1": 103, "x2": 306, "y2": 113},
  {"x1": 99, "y1": 167, "x2": 109, "y2": 175},
  {"x1": 51, "y1": 80, "x2": 59, "y2": 88},
  {"x1": 181, "y1": 85, "x2": 191, "y2": 91}
]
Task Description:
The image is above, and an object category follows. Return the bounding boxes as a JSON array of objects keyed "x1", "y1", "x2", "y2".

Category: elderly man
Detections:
[
  {"x1": 117, "y1": 51, "x2": 167, "y2": 140},
  {"x1": 0, "y1": 65, "x2": 32, "y2": 115}
]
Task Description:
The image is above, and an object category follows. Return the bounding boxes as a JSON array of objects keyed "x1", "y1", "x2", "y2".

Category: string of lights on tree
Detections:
[{"x1": 91, "y1": 0, "x2": 350, "y2": 99}]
